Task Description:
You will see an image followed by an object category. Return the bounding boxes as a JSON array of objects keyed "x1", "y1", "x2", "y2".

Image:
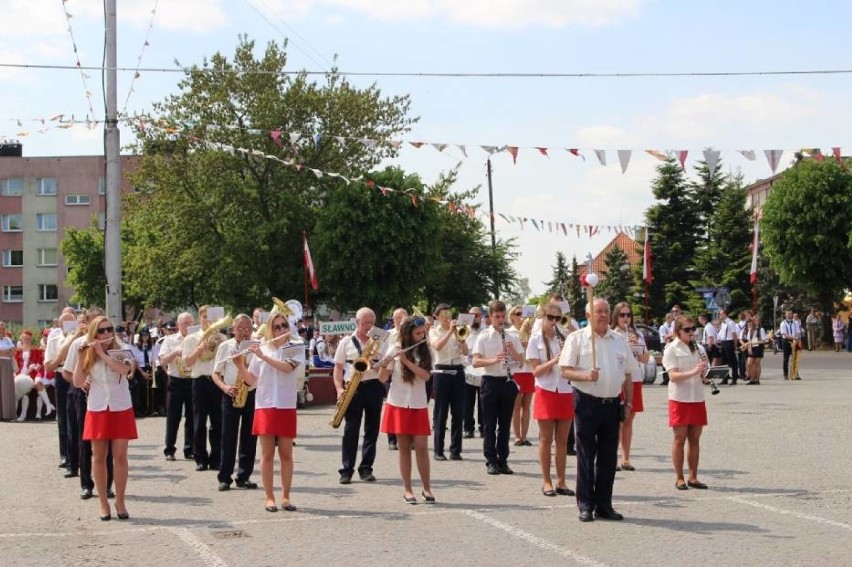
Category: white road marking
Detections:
[
  {"x1": 170, "y1": 527, "x2": 229, "y2": 567},
  {"x1": 726, "y1": 496, "x2": 852, "y2": 531}
]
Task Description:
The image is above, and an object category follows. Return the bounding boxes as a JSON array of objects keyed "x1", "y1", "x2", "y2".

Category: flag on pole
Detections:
[
  {"x1": 304, "y1": 232, "x2": 318, "y2": 291},
  {"x1": 643, "y1": 228, "x2": 653, "y2": 284},
  {"x1": 749, "y1": 221, "x2": 760, "y2": 285}
]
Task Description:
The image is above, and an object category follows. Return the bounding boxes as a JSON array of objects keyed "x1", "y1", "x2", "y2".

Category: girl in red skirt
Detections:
[
  {"x1": 379, "y1": 316, "x2": 434, "y2": 504},
  {"x1": 507, "y1": 306, "x2": 535, "y2": 446},
  {"x1": 662, "y1": 315, "x2": 709, "y2": 491},
  {"x1": 526, "y1": 303, "x2": 575, "y2": 497},
  {"x1": 611, "y1": 302, "x2": 649, "y2": 471},
  {"x1": 72, "y1": 316, "x2": 137, "y2": 521},
  {"x1": 237, "y1": 313, "x2": 301, "y2": 513}
]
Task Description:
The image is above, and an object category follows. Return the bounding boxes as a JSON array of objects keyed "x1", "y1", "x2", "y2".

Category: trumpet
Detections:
[{"x1": 455, "y1": 325, "x2": 470, "y2": 341}]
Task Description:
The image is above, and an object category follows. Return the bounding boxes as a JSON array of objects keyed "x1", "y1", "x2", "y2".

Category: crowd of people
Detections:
[{"x1": 0, "y1": 296, "x2": 849, "y2": 523}]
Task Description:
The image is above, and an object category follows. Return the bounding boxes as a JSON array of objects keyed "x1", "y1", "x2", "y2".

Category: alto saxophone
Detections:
[
  {"x1": 330, "y1": 333, "x2": 381, "y2": 428},
  {"x1": 233, "y1": 369, "x2": 249, "y2": 408}
]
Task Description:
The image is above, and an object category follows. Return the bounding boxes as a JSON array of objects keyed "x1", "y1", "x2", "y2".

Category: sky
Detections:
[{"x1": 4, "y1": 0, "x2": 852, "y2": 297}]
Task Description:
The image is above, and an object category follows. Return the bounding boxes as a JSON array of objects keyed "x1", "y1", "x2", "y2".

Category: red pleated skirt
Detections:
[
  {"x1": 252, "y1": 407, "x2": 297, "y2": 438},
  {"x1": 533, "y1": 386, "x2": 574, "y2": 421},
  {"x1": 380, "y1": 404, "x2": 430, "y2": 436},
  {"x1": 513, "y1": 372, "x2": 535, "y2": 394},
  {"x1": 83, "y1": 408, "x2": 138, "y2": 440},
  {"x1": 668, "y1": 400, "x2": 708, "y2": 427}
]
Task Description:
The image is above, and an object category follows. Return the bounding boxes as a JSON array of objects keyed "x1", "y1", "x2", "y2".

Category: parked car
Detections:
[{"x1": 634, "y1": 323, "x2": 662, "y2": 353}]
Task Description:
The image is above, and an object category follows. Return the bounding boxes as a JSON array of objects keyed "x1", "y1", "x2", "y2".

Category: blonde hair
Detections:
[
  {"x1": 262, "y1": 313, "x2": 289, "y2": 342},
  {"x1": 83, "y1": 316, "x2": 118, "y2": 372}
]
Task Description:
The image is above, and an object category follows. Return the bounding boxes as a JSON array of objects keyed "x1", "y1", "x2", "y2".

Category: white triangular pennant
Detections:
[
  {"x1": 617, "y1": 150, "x2": 632, "y2": 174},
  {"x1": 594, "y1": 149, "x2": 606, "y2": 165},
  {"x1": 738, "y1": 150, "x2": 757, "y2": 161},
  {"x1": 703, "y1": 150, "x2": 721, "y2": 177},
  {"x1": 764, "y1": 149, "x2": 783, "y2": 174}
]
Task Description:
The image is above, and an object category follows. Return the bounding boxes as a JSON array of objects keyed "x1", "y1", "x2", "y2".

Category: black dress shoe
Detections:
[
  {"x1": 218, "y1": 482, "x2": 231, "y2": 491},
  {"x1": 196, "y1": 463, "x2": 209, "y2": 472},
  {"x1": 117, "y1": 512, "x2": 130, "y2": 520},
  {"x1": 388, "y1": 442, "x2": 398, "y2": 451},
  {"x1": 107, "y1": 489, "x2": 115, "y2": 499},
  {"x1": 578, "y1": 510, "x2": 594, "y2": 522},
  {"x1": 497, "y1": 464, "x2": 514, "y2": 475},
  {"x1": 434, "y1": 454, "x2": 447, "y2": 461},
  {"x1": 64, "y1": 470, "x2": 79, "y2": 478},
  {"x1": 486, "y1": 463, "x2": 501, "y2": 475},
  {"x1": 58, "y1": 460, "x2": 68, "y2": 469},
  {"x1": 80, "y1": 488, "x2": 93, "y2": 500},
  {"x1": 449, "y1": 453, "x2": 463, "y2": 461},
  {"x1": 567, "y1": 448, "x2": 577, "y2": 456},
  {"x1": 184, "y1": 452, "x2": 194, "y2": 460},
  {"x1": 100, "y1": 513, "x2": 111, "y2": 521},
  {"x1": 165, "y1": 454, "x2": 176, "y2": 461},
  {"x1": 595, "y1": 508, "x2": 624, "y2": 521},
  {"x1": 359, "y1": 472, "x2": 376, "y2": 482},
  {"x1": 339, "y1": 473, "x2": 352, "y2": 485},
  {"x1": 555, "y1": 486, "x2": 575, "y2": 496},
  {"x1": 235, "y1": 479, "x2": 258, "y2": 489},
  {"x1": 463, "y1": 431, "x2": 474, "y2": 439}
]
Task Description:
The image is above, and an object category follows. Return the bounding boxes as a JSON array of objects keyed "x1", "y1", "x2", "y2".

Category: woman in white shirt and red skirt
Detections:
[
  {"x1": 379, "y1": 316, "x2": 435, "y2": 504},
  {"x1": 662, "y1": 315, "x2": 709, "y2": 491},
  {"x1": 72, "y1": 316, "x2": 137, "y2": 521},
  {"x1": 237, "y1": 313, "x2": 300, "y2": 512}
]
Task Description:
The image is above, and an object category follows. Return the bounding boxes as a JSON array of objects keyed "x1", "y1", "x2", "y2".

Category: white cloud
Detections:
[
  {"x1": 266, "y1": 0, "x2": 643, "y2": 28},
  {"x1": 0, "y1": 50, "x2": 25, "y2": 80}
]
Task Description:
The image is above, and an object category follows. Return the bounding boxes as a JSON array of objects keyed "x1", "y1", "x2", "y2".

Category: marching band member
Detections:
[
  {"x1": 379, "y1": 316, "x2": 435, "y2": 504},
  {"x1": 333, "y1": 307, "x2": 385, "y2": 484},
  {"x1": 779, "y1": 310, "x2": 800, "y2": 380},
  {"x1": 662, "y1": 315, "x2": 709, "y2": 491},
  {"x1": 560, "y1": 298, "x2": 637, "y2": 522},
  {"x1": 429, "y1": 303, "x2": 468, "y2": 461},
  {"x1": 463, "y1": 307, "x2": 485, "y2": 439},
  {"x1": 383, "y1": 308, "x2": 409, "y2": 451},
  {"x1": 14, "y1": 330, "x2": 51, "y2": 420},
  {"x1": 158, "y1": 313, "x2": 196, "y2": 461},
  {"x1": 44, "y1": 311, "x2": 77, "y2": 468},
  {"x1": 472, "y1": 300, "x2": 523, "y2": 476},
  {"x1": 507, "y1": 306, "x2": 535, "y2": 447},
  {"x1": 212, "y1": 314, "x2": 258, "y2": 491},
  {"x1": 236, "y1": 312, "x2": 301, "y2": 512},
  {"x1": 527, "y1": 303, "x2": 574, "y2": 497},
  {"x1": 611, "y1": 302, "x2": 648, "y2": 472},
  {"x1": 717, "y1": 310, "x2": 740, "y2": 385},
  {"x1": 72, "y1": 316, "x2": 137, "y2": 520},
  {"x1": 183, "y1": 306, "x2": 224, "y2": 472},
  {"x1": 742, "y1": 314, "x2": 767, "y2": 385}
]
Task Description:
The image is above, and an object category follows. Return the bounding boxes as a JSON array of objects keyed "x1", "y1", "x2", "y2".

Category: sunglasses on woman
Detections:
[
  {"x1": 272, "y1": 323, "x2": 289, "y2": 332},
  {"x1": 680, "y1": 326, "x2": 696, "y2": 333},
  {"x1": 618, "y1": 312, "x2": 632, "y2": 318},
  {"x1": 96, "y1": 326, "x2": 114, "y2": 335},
  {"x1": 545, "y1": 314, "x2": 560, "y2": 322}
]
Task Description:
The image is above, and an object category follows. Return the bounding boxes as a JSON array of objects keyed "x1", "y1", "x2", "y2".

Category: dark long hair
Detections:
[{"x1": 400, "y1": 316, "x2": 432, "y2": 384}]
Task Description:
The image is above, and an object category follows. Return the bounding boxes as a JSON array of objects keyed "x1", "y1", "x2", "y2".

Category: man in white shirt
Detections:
[
  {"x1": 717, "y1": 310, "x2": 740, "y2": 385},
  {"x1": 779, "y1": 310, "x2": 801, "y2": 380},
  {"x1": 430, "y1": 303, "x2": 469, "y2": 461},
  {"x1": 463, "y1": 307, "x2": 485, "y2": 439},
  {"x1": 560, "y1": 298, "x2": 637, "y2": 522},
  {"x1": 44, "y1": 311, "x2": 77, "y2": 470},
  {"x1": 472, "y1": 300, "x2": 523, "y2": 476},
  {"x1": 159, "y1": 313, "x2": 196, "y2": 461}
]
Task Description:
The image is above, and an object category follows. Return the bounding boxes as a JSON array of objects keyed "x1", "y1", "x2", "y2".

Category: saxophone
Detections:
[
  {"x1": 330, "y1": 333, "x2": 381, "y2": 428},
  {"x1": 233, "y1": 369, "x2": 249, "y2": 408}
]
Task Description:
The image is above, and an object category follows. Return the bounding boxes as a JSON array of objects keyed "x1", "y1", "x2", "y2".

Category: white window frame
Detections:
[
  {"x1": 2, "y1": 249, "x2": 23, "y2": 268},
  {"x1": 1, "y1": 178, "x2": 23, "y2": 197},
  {"x1": 37, "y1": 248, "x2": 58, "y2": 267},
  {"x1": 36, "y1": 213, "x2": 57, "y2": 232},
  {"x1": 36, "y1": 177, "x2": 58, "y2": 196},
  {"x1": 1, "y1": 214, "x2": 22, "y2": 232},
  {"x1": 37, "y1": 284, "x2": 59, "y2": 303},
  {"x1": 2, "y1": 286, "x2": 23, "y2": 303},
  {"x1": 65, "y1": 194, "x2": 91, "y2": 206}
]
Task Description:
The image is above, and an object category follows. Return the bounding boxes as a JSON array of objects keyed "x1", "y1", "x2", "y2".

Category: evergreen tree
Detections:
[
  {"x1": 689, "y1": 155, "x2": 727, "y2": 244},
  {"x1": 568, "y1": 255, "x2": 585, "y2": 322},
  {"x1": 597, "y1": 246, "x2": 631, "y2": 304},
  {"x1": 643, "y1": 159, "x2": 701, "y2": 316},
  {"x1": 543, "y1": 251, "x2": 571, "y2": 299}
]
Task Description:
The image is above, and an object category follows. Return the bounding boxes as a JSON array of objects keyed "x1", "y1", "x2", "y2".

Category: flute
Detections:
[
  {"x1": 78, "y1": 337, "x2": 118, "y2": 351},
  {"x1": 227, "y1": 332, "x2": 291, "y2": 361},
  {"x1": 373, "y1": 337, "x2": 429, "y2": 368}
]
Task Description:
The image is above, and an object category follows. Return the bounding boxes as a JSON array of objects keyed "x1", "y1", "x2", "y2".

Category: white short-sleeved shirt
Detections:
[
  {"x1": 465, "y1": 329, "x2": 484, "y2": 376},
  {"x1": 334, "y1": 334, "x2": 381, "y2": 382},
  {"x1": 702, "y1": 323, "x2": 718, "y2": 345},
  {"x1": 85, "y1": 359, "x2": 133, "y2": 412},
  {"x1": 183, "y1": 330, "x2": 216, "y2": 377},
  {"x1": 662, "y1": 339, "x2": 706, "y2": 403},
  {"x1": 659, "y1": 322, "x2": 673, "y2": 342},
  {"x1": 63, "y1": 336, "x2": 86, "y2": 382},
  {"x1": 384, "y1": 346, "x2": 428, "y2": 409},
  {"x1": 247, "y1": 343, "x2": 303, "y2": 409},
  {"x1": 429, "y1": 325, "x2": 464, "y2": 365},
  {"x1": 612, "y1": 327, "x2": 646, "y2": 383},
  {"x1": 213, "y1": 338, "x2": 257, "y2": 390},
  {"x1": 559, "y1": 327, "x2": 637, "y2": 398},
  {"x1": 526, "y1": 331, "x2": 572, "y2": 393},
  {"x1": 159, "y1": 332, "x2": 191, "y2": 377},
  {"x1": 718, "y1": 319, "x2": 738, "y2": 341},
  {"x1": 473, "y1": 326, "x2": 523, "y2": 377},
  {"x1": 45, "y1": 332, "x2": 71, "y2": 370}
]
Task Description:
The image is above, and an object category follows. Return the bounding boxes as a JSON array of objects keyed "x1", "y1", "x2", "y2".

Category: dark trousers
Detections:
[
  {"x1": 463, "y1": 382, "x2": 482, "y2": 434},
  {"x1": 480, "y1": 375, "x2": 518, "y2": 466},
  {"x1": 573, "y1": 389, "x2": 620, "y2": 513},
  {"x1": 130, "y1": 369, "x2": 148, "y2": 416},
  {"x1": 339, "y1": 379, "x2": 384, "y2": 476},
  {"x1": 738, "y1": 347, "x2": 747, "y2": 378},
  {"x1": 164, "y1": 376, "x2": 194, "y2": 457},
  {"x1": 55, "y1": 375, "x2": 70, "y2": 461},
  {"x1": 782, "y1": 340, "x2": 793, "y2": 377},
  {"x1": 152, "y1": 367, "x2": 167, "y2": 415},
  {"x1": 66, "y1": 385, "x2": 81, "y2": 472},
  {"x1": 432, "y1": 365, "x2": 465, "y2": 456},
  {"x1": 720, "y1": 340, "x2": 739, "y2": 381},
  {"x1": 72, "y1": 388, "x2": 113, "y2": 491},
  {"x1": 192, "y1": 376, "x2": 222, "y2": 468},
  {"x1": 218, "y1": 391, "x2": 257, "y2": 485}
]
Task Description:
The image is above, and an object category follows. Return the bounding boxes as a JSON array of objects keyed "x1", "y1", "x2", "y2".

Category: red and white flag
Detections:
[
  {"x1": 643, "y1": 228, "x2": 653, "y2": 284},
  {"x1": 303, "y1": 232, "x2": 318, "y2": 291},
  {"x1": 749, "y1": 221, "x2": 760, "y2": 285}
]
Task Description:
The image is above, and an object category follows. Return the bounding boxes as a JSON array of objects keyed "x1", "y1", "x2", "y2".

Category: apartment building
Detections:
[{"x1": 0, "y1": 143, "x2": 138, "y2": 328}]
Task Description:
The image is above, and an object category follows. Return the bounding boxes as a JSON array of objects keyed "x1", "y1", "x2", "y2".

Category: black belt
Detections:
[
  {"x1": 482, "y1": 374, "x2": 511, "y2": 381},
  {"x1": 169, "y1": 374, "x2": 192, "y2": 380},
  {"x1": 435, "y1": 363, "x2": 464, "y2": 370},
  {"x1": 575, "y1": 389, "x2": 619, "y2": 404}
]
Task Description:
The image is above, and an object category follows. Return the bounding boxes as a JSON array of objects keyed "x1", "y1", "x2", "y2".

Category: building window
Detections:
[
  {"x1": 1, "y1": 214, "x2": 22, "y2": 232},
  {"x1": 38, "y1": 319, "x2": 53, "y2": 328},
  {"x1": 98, "y1": 177, "x2": 106, "y2": 195},
  {"x1": 36, "y1": 178, "x2": 58, "y2": 196},
  {"x1": 36, "y1": 213, "x2": 57, "y2": 231},
  {"x1": 65, "y1": 194, "x2": 91, "y2": 206},
  {"x1": 2, "y1": 286, "x2": 23, "y2": 303},
  {"x1": 38, "y1": 284, "x2": 59, "y2": 302},
  {"x1": 1, "y1": 178, "x2": 24, "y2": 197},
  {"x1": 37, "y1": 248, "x2": 58, "y2": 266},
  {"x1": 2, "y1": 249, "x2": 23, "y2": 267}
]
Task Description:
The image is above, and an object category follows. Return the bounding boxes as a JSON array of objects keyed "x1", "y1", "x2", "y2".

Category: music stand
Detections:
[{"x1": 705, "y1": 366, "x2": 729, "y2": 395}]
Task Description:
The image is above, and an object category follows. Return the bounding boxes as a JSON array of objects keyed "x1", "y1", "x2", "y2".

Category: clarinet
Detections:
[
  {"x1": 691, "y1": 340, "x2": 719, "y2": 395},
  {"x1": 500, "y1": 323, "x2": 517, "y2": 374}
]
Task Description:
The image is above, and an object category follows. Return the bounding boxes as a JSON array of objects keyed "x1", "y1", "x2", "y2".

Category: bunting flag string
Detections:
[
  {"x1": 122, "y1": 0, "x2": 160, "y2": 115},
  {"x1": 59, "y1": 0, "x2": 97, "y2": 120}
]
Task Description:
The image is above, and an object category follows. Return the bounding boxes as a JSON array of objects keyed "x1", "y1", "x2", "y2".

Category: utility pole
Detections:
[
  {"x1": 486, "y1": 158, "x2": 498, "y2": 299},
  {"x1": 104, "y1": 0, "x2": 122, "y2": 323}
]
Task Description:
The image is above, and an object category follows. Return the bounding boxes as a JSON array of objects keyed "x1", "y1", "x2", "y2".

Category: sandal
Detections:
[
  {"x1": 687, "y1": 480, "x2": 708, "y2": 489},
  {"x1": 542, "y1": 487, "x2": 557, "y2": 497},
  {"x1": 555, "y1": 486, "x2": 575, "y2": 496},
  {"x1": 620, "y1": 463, "x2": 635, "y2": 471}
]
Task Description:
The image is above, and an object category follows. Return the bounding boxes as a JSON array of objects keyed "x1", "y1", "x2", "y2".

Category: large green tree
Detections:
[
  {"x1": 124, "y1": 37, "x2": 415, "y2": 312},
  {"x1": 597, "y1": 245, "x2": 632, "y2": 305},
  {"x1": 568, "y1": 255, "x2": 585, "y2": 322},
  {"x1": 543, "y1": 251, "x2": 571, "y2": 299},
  {"x1": 61, "y1": 224, "x2": 106, "y2": 308},
  {"x1": 761, "y1": 157, "x2": 852, "y2": 329}
]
